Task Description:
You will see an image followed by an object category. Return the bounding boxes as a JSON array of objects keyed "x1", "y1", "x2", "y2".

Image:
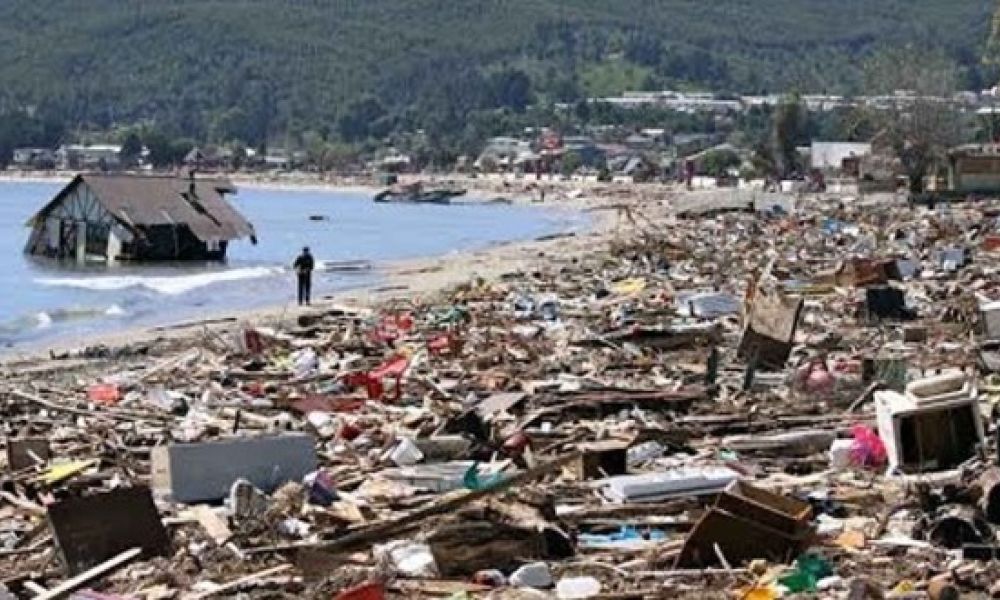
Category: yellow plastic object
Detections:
[
  {"x1": 891, "y1": 580, "x2": 915, "y2": 594},
  {"x1": 40, "y1": 459, "x2": 98, "y2": 485},
  {"x1": 611, "y1": 278, "x2": 646, "y2": 295}
]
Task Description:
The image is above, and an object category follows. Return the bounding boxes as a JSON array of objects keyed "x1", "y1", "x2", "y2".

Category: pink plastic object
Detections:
[
  {"x1": 802, "y1": 360, "x2": 835, "y2": 394},
  {"x1": 850, "y1": 425, "x2": 887, "y2": 468}
]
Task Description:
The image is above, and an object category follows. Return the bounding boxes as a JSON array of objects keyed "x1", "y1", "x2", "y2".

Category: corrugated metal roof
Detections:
[{"x1": 32, "y1": 174, "x2": 255, "y2": 242}]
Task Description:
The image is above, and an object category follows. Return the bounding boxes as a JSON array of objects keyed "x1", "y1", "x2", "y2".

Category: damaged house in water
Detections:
[{"x1": 24, "y1": 173, "x2": 256, "y2": 262}]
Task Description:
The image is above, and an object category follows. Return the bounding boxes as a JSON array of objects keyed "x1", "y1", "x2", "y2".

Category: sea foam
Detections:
[{"x1": 36, "y1": 266, "x2": 283, "y2": 295}]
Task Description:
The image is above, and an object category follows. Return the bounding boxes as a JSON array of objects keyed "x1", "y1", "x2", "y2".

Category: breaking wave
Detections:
[
  {"x1": 0, "y1": 304, "x2": 130, "y2": 338},
  {"x1": 35, "y1": 266, "x2": 284, "y2": 295}
]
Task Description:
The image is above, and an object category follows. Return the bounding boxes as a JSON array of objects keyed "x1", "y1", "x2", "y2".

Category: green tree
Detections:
[
  {"x1": 862, "y1": 45, "x2": 962, "y2": 194},
  {"x1": 119, "y1": 131, "x2": 143, "y2": 167},
  {"x1": 210, "y1": 108, "x2": 252, "y2": 145},
  {"x1": 338, "y1": 96, "x2": 388, "y2": 142},
  {"x1": 486, "y1": 68, "x2": 533, "y2": 113},
  {"x1": 143, "y1": 129, "x2": 173, "y2": 168},
  {"x1": 561, "y1": 150, "x2": 582, "y2": 176},
  {"x1": 143, "y1": 130, "x2": 194, "y2": 168},
  {"x1": 231, "y1": 143, "x2": 247, "y2": 171},
  {"x1": 702, "y1": 149, "x2": 741, "y2": 177},
  {"x1": 772, "y1": 95, "x2": 806, "y2": 177}
]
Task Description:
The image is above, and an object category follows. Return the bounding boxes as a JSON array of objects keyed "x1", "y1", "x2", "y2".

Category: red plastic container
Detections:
[
  {"x1": 87, "y1": 384, "x2": 120, "y2": 406},
  {"x1": 335, "y1": 582, "x2": 384, "y2": 600}
]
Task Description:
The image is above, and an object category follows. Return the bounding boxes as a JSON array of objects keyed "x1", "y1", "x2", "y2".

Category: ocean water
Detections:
[{"x1": 0, "y1": 181, "x2": 583, "y2": 348}]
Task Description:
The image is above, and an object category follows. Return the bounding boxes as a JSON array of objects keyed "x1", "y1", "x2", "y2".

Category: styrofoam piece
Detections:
[
  {"x1": 389, "y1": 437, "x2": 425, "y2": 466},
  {"x1": 378, "y1": 461, "x2": 506, "y2": 493},
  {"x1": 828, "y1": 438, "x2": 855, "y2": 469},
  {"x1": 556, "y1": 576, "x2": 602, "y2": 599},
  {"x1": 601, "y1": 467, "x2": 739, "y2": 503},
  {"x1": 904, "y1": 371, "x2": 971, "y2": 404}
]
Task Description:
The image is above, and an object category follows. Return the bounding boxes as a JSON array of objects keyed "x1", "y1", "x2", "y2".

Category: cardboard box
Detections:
[
  {"x1": 677, "y1": 480, "x2": 813, "y2": 568},
  {"x1": 573, "y1": 440, "x2": 629, "y2": 480}
]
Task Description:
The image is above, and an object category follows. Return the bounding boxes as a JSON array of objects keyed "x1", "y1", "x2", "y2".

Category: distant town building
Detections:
[
  {"x1": 810, "y1": 142, "x2": 872, "y2": 173},
  {"x1": 184, "y1": 146, "x2": 237, "y2": 171},
  {"x1": 56, "y1": 144, "x2": 123, "y2": 171},
  {"x1": 262, "y1": 148, "x2": 307, "y2": 170},
  {"x1": 624, "y1": 133, "x2": 656, "y2": 150},
  {"x1": 561, "y1": 136, "x2": 606, "y2": 167},
  {"x1": 373, "y1": 151, "x2": 412, "y2": 173},
  {"x1": 476, "y1": 136, "x2": 533, "y2": 171},
  {"x1": 948, "y1": 144, "x2": 1000, "y2": 193},
  {"x1": 11, "y1": 148, "x2": 56, "y2": 169},
  {"x1": 594, "y1": 90, "x2": 740, "y2": 113}
]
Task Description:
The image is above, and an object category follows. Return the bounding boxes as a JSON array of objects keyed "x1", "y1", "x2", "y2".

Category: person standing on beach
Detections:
[{"x1": 293, "y1": 247, "x2": 314, "y2": 306}]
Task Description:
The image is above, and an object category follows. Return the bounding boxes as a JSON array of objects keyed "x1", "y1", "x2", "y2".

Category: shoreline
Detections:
[
  {"x1": 0, "y1": 168, "x2": 658, "y2": 205},
  {"x1": 0, "y1": 186, "x2": 624, "y2": 368}
]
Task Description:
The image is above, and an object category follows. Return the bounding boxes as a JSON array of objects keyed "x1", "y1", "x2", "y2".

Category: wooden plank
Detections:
[
  {"x1": 246, "y1": 452, "x2": 579, "y2": 556},
  {"x1": 182, "y1": 564, "x2": 292, "y2": 600},
  {"x1": 188, "y1": 505, "x2": 232, "y2": 545},
  {"x1": 34, "y1": 547, "x2": 142, "y2": 600}
]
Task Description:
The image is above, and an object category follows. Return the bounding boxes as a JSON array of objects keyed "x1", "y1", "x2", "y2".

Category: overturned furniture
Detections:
[
  {"x1": 738, "y1": 281, "x2": 804, "y2": 369},
  {"x1": 23, "y1": 172, "x2": 256, "y2": 262},
  {"x1": 677, "y1": 480, "x2": 814, "y2": 567},
  {"x1": 875, "y1": 372, "x2": 984, "y2": 475}
]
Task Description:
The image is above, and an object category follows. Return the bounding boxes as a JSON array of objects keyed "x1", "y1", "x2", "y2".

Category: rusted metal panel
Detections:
[
  {"x1": 47, "y1": 487, "x2": 171, "y2": 575},
  {"x1": 6, "y1": 437, "x2": 50, "y2": 471}
]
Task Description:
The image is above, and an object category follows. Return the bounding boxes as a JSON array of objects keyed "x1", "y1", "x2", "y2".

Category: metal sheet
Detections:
[{"x1": 48, "y1": 487, "x2": 170, "y2": 575}]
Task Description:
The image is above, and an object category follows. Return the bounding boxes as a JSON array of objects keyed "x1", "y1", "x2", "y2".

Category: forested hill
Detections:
[{"x1": 0, "y1": 0, "x2": 994, "y2": 148}]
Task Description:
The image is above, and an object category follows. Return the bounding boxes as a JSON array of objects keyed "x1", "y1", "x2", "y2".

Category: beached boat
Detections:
[{"x1": 373, "y1": 182, "x2": 466, "y2": 205}]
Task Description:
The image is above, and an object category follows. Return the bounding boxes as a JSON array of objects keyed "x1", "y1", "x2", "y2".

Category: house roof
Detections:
[
  {"x1": 30, "y1": 173, "x2": 254, "y2": 242},
  {"x1": 184, "y1": 147, "x2": 206, "y2": 163}
]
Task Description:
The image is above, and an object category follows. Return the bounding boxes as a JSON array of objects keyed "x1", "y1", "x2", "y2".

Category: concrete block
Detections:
[
  {"x1": 151, "y1": 434, "x2": 317, "y2": 503},
  {"x1": 981, "y1": 301, "x2": 1000, "y2": 340},
  {"x1": 602, "y1": 467, "x2": 738, "y2": 503}
]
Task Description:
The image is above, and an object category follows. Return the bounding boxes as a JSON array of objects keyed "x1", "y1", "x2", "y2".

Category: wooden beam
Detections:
[
  {"x1": 182, "y1": 565, "x2": 292, "y2": 600},
  {"x1": 33, "y1": 547, "x2": 141, "y2": 600},
  {"x1": 247, "y1": 452, "x2": 579, "y2": 556}
]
